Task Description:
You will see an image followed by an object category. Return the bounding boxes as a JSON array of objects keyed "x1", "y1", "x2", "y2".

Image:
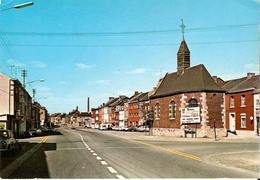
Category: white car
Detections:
[{"x1": 0, "y1": 130, "x2": 17, "y2": 151}]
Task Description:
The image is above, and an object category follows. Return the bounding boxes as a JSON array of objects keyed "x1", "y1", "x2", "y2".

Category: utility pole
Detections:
[
  {"x1": 32, "y1": 89, "x2": 36, "y2": 102},
  {"x1": 21, "y1": 69, "x2": 27, "y2": 88}
]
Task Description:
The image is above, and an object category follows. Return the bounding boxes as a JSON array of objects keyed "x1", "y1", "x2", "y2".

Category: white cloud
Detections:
[
  {"x1": 244, "y1": 63, "x2": 259, "y2": 70},
  {"x1": 126, "y1": 68, "x2": 150, "y2": 74},
  {"x1": 30, "y1": 61, "x2": 47, "y2": 68},
  {"x1": 76, "y1": 63, "x2": 96, "y2": 69},
  {"x1": 95, "y1": 80, "x2": 111, "y2": 85}
]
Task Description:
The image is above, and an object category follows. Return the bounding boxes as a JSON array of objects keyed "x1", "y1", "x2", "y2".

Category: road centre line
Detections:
[
  {"x1": 40, "y1": 136, "x2": 49, "y2": 143},
  {"x1": 124, "y1": 138, "x2": 202, "y2": 162},
  {"x1": 117, "y1": 175, "x2": 125, "y2": 179}
]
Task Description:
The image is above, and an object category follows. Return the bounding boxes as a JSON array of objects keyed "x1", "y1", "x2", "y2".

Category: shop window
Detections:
[
  {"x1": 241, "y1": 113, "x2": 246, "y2": 128},
  {"x1": 188, "y1": 98, "x2": 198, "y2": 107}
]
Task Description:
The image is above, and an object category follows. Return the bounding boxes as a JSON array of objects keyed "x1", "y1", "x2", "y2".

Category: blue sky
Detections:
[{"x1": 0, "y1": 0, "x2": 259, "y2": 114}]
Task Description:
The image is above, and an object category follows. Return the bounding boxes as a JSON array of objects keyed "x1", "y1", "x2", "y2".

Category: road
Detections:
[{"x1": 1, "y1": 125, "x2": 259, "y2": 179}]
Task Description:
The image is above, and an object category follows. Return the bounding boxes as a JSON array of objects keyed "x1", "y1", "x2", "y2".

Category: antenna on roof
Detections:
[{"x1": 180, "y1": 19, "x2": 186, "y2": 39}]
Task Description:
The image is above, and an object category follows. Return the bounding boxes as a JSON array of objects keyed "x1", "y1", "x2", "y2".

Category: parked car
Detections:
[
  {"x1": 118, "y1": 126, "x2": 125, "y2": 131},
  {"x1": 71, "y1": 126, "x2": 76, "y2": 129},
  {"x1": 137, "y1": 126, "x2": 145, "y2": 132},
  {"x1": 26, "y1": 128, "x2": 42, "y2": 137},
  {"x1": 107, "y1": 126, "x2": 113, "y2": 130},
  {"x1": 99, "y1": 126, "x2": 106, "y2": 130},
  {"x1": 127, "y1": 126, "x2": 134, "y2": 131},
  {"x1": 113, "y1": 126, "x2": 120, "y2": 131},
  {"x1": 123, "y1": 126, "x2": 130, "y2": 131},
  {"x1": 0, "y1": 129, "x2": 17, "y2": 151}
]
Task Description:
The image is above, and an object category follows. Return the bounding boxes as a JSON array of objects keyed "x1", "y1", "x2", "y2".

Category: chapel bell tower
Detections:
[{"x1": 177, "y1": 20, "x2": 190, "y2": 74}]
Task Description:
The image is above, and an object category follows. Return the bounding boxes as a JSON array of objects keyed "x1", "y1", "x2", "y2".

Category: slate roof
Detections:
[
  {"x1": 150, "y1": 64, "x2": 225, "y2": 99},
  {"x1": 178, "y1": 38, "x2": 190, "y2": 53},
  {"x1": 129, "y1": 92, "x2": 149, "y2": 103},
  {"x1": 221, "y1": 77, "x2": 247, "y2": 91},
  {"x1": 226, "y1": 75, "x2": 260, "y2": 93}
]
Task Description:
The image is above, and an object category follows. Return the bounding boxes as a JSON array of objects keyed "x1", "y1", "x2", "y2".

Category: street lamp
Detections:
[
  {"x1": 25, "y1": 79, "x2": 44, "y2": 88},
  {"x1": 0, "y1": 2, "x2": 33, "y2": 12}
]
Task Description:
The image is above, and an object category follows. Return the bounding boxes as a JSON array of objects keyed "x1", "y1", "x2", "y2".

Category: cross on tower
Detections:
[{"x1": 180, "y1": 19, "x2": 186, "y2": 39}]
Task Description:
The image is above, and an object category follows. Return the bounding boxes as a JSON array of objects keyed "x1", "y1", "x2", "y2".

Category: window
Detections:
[
  {"x1": 155, "y1": 103, "x2": 160, "y2": 119},
  {"x1": 230, "y1": 96, "x2": 234, "y2": 107},
  {"x1": 241, "y1": 95, "x2": 246, "y2": 107},
  {"x1": 241, "y1": 114, "x2": 246, "y2": 128},
  {"x1": 170, "y1": 101, "x2": 175, "y2": 119},
  {"x1": 188, "y1": 98, "x2": 198, "y2": 107}
]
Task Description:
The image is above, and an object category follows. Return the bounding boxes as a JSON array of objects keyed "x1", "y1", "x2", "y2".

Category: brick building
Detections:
[
  {"x1": 149, "y1": 25, "x2": 226, "y2": 138},
  {"x1": 221, "y1": 73, "x2": 259, "y2": 135}
]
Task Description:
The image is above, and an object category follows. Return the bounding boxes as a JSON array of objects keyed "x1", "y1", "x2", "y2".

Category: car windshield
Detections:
[{"x1": 0, "y1": 131, "x2": 8, "y2": 138}]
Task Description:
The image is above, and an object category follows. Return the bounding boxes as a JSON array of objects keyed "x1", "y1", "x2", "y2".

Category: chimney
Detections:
[
  {"x1": 76, "y1": 106, "x2": 78, "y2": 111},
  {"x1": 212, "y1": 76, "x2": 218, "y2": 83},
  {"x1": 247, "y1": 73, "x2": 255, "y2": 79},
  {"x1": 87, "y1": 97, "x2": 89, "y2": 113},
  {"x1": 134, "y1": 91, "x2": 139, "y2": 96},
  {"x1": 109, "y1": 97, "x2": 114, "y2": 100}
]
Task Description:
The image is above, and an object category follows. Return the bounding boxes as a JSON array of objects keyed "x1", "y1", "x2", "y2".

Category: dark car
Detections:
[{"x1": 0, "y1": 130, "x2": 17, "y2": 151}]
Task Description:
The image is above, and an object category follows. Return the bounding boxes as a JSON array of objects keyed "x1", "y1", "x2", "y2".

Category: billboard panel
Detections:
[{"x1": 181, "y1": 107, "x2": 200, "y2": 124}]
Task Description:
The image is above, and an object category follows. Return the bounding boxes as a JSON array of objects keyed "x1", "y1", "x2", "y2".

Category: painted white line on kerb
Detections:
[
  {"x1": 93, "y1": 153, "x2": 97, "y2": 156},
  {"x1": 107, "y1": 167, "x2": 117, "y2": 173},
  {"x1": 97, "y1": 157, "x2": 102, "y2": 160},
  {"x1": 90, "y1": 150, "x2": 94, "y2": 153},
  {"x1": 117, "y1": 175, "x2": 125, "y2": 179},
  {"x1": 101, "y1": 161, "x2": 108, "y2": 165}
]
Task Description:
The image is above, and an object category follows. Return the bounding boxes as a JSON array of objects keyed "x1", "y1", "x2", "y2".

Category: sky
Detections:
[{"x1": 0, "y1": 0, "x2": 259, "y2": 114}]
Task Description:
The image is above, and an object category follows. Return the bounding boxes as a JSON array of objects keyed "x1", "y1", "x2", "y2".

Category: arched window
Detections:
[
  {"x1": 155, "y1": 103, "x2": 160, "y2": 119},
  {"x1": 170, "y1": 101, "x2": 175, "y2": 119},
  {"x1": 188, "y1": 98, "x2": 198, "y2": 107}
]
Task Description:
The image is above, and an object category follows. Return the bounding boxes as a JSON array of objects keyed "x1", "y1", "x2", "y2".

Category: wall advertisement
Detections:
[{"x1": 181, "y1": 107, "x2": 200, "y2": 124}]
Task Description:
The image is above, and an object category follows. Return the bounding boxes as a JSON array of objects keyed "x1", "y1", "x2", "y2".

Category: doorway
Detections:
[{"x1": 229, "y1": 113, "x2": 236, "y2": 132}]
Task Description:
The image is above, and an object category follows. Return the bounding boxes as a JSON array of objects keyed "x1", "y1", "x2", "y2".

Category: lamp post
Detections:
[
  {"x1": 25, "y1": 79, "x2": 44, "y2": 88},
  {"x1": 0, "y1": 2, "x2": 33, "y2": 12}
]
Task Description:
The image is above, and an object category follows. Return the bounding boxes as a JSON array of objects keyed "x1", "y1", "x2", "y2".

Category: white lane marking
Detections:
[
  {"x1": 101, "y1": 161, "x2": 108, "y2": 165},
  {"x1": 117, "y1": 175, "x2": 125, "y2": 179},
  {"x1": 107, "y1": 167, "x2": 117, "y2": 173},
  {"x1": 77, "y1": 132, "x2": 123, "y2": 178}
]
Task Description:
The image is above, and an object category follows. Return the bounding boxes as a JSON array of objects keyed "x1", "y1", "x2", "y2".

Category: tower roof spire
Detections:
[{"x1": 180, "y1": 19, "x2": 186, "y2": 39}]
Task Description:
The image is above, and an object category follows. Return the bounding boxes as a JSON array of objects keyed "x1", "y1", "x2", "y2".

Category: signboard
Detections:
[
  {"x1": 181, "y1": 107, "x2": 200, "y2": 124},
  {"x1": 0, "y1": 122, "x2": 6, "y2": 129}
]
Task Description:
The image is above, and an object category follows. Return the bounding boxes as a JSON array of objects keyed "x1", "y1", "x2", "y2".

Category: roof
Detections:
[
  {"x1": 129, "y1": 92, "x2": 149, "y2": 103},
  {"x1": 227, "y1": 75, "x2": 260, "y2": 93},
  {"x1": 221, "y1": 77, "x2": 247, "y2": 91},
  {"x1": 150, "y1": 64, "x2": 225, "y2": 99},
  {"x1": 178, "y1": 38, "x2": 190, "y2": 53}
]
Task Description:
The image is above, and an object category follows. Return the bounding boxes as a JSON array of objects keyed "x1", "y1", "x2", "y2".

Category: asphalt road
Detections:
[{"x1": 1, "y1": 125, "x2": 259, "y2": 179}]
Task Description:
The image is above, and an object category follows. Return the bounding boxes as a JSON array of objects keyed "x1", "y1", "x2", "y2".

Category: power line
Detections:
[
  {"x1": 1, "y1": 39, "x2": 258, "y2": 47},
  {"x1": 0, "y1": 24, "x2": 257, "y2": 37}
]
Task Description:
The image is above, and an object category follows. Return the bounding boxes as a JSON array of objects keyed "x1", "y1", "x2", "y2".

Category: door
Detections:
[{"x1": 229, "y1": 113, "x2": 236, "y2": 132}]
